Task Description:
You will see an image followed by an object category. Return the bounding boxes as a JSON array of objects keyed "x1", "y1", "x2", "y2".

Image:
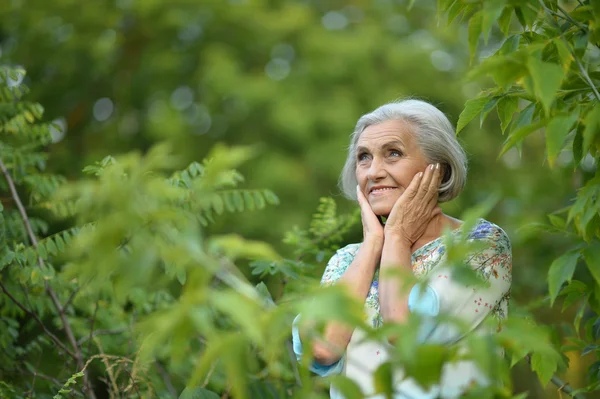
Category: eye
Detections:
[
  {"x1": 357, "y1": 152, "x2": 370, "y2": 162},
  {"x1": 390, "y1": 149, "x2": 403, "y2": 157}
]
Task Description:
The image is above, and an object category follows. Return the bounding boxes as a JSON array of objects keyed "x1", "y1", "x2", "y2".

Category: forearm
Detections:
[
  {"x1": 309, "y1": 237, "x2": 382, "y2": 364},
  {"x1": 379, "y1": 235, "x2": 413, "y2": 324}
]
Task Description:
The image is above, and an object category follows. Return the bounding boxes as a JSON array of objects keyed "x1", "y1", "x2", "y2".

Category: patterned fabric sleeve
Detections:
[
  {"x1": 409, "y1": 224, "x2": 512, "y2": 344},
  {"x1": 291, "y1": 244, "x2": 359, "y2": 376}
]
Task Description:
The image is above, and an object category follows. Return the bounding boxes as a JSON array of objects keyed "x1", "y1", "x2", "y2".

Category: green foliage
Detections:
[
  {"x1": 1, "y1": 0, "x2": 599, "y2": 397},
  {"x1": 440, "y1": 0, "x2": 600, "y2": 394}
]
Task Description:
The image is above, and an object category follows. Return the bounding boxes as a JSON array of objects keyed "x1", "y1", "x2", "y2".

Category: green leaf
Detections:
[
  {"x1": 253, "y1": 191, "x2": 266, "y2": 209},
  {"x1": 329, "y1": 376, "x2": 364, "y2": 399},
  {"x1": 373, "y1": 362, "x2": 393, "y2": 399},
  {"x1": 499, "y1": 120, "x2": 546, "y2": 157},
  {"x1": 404, "y1": 345, "x2": 448, "y2": 389},
  {"x1": 527, "y1": 57, "x2": 564, "y2": 114},
  {"x1": 212, "y1": 194, "x2": 224, "y2": 215},
  {"x1": 37, "y1": 243, "x2": 47, "y2": 260},
  {"x1": 243, "y1": 191, "x2": 255, "y2": 211},
  {"x1": 545, "y1": 113, "x2": 578, "y2": 167},
  {"x1": 263, "y1": 190, "x2": 279, "y2": 205},
  {"x1": 45, "y1": 238, "x2": 58, "y2": 255},
  {"x1": 531, "y1": 352, "x2": 557, "y2": 387},
  {"x1": 232, "y1": 191, "x2": 244, "y2": 212},
  {"x1": 481, "y1": 0, "x2": 504, "y2": 44},
  {"x1": 548, "y1": 250, "x2": 580, "y2": 306},
  {"x1": 496, "y1": 96, "x2": 519, "y2": 134},
  {"x1": 553, "y1": 38, "x2": 573, "y2": 72},
  {"x1": 179, "y1": 387, "x2": 220, "y2": 399},
  {"x1": 561, "y1": 280, "x2": 589, "y2": 310},
  {"x1": 457, "y1": 96, "x2": 489, "y2": 134},
  {"x1": 573, "y1": 124, "x2": 584, "y2": 166},
  {"x1": 584, "y1": 243, "x2": 600, "y2": 287},
  {"x1": 479, "y1": 96, "x2": 499, "y2": 127},
  {"x1": 498, "y1": 7, "x2": 513, "y2": 36},
  {"x1": 468, "y1": 12, "x2": 482, "y2": 64},
  {"x1": 547, "y1": 214, "x2": 566, "y2": 229},
  {"x1": 583, "y1": 105, "x2": 600, "y2": 156}
]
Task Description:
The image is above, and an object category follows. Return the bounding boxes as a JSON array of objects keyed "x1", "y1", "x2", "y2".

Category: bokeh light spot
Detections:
[{"x1": 93, "y1": 98, "x2": 114, "y2": 122}]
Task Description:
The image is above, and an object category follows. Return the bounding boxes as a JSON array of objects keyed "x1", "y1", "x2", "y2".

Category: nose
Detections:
[{"x1": 367, "y1": 156, "x2": 386, "y2": 181}]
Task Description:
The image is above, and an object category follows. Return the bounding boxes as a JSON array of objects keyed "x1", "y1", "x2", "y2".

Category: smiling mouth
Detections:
[{"x1": 369, "y1": 187, "x2": 397, "y2": 195}]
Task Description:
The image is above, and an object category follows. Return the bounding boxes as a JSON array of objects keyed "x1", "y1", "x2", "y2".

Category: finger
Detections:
[
  {"x1": 426, "y1": 163, "x2": 441, "y2": 205},
  {"x1": 416, "y1": 164, "x2": 435, "y2": 201},
  {"x1": 404, "y1": 170, "x2": 423, "y2": 200}
]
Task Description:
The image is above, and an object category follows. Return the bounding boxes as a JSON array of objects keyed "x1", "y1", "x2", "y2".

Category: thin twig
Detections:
[
  {"x1": 62, "y1": 286, "x2": 80, "y2": 311},
  {"x1": 87, "y1": 301, "x2": 99, "y2": 356},
  {"x1": 77, "y1": 328, "x2": 127, "y2": 346},
  {"x1": 0, "y1": 280, "x2": 75, "y2": 358},
  {"x1": 556, "y1": 4, "x2": 586, "y2": 31},
  {"x1": 121, "y1": 366, "x2": 142, "y2": 399},
  {"x1": 18, "y1": 366, "x2": 84, "y2": 396},
  {"x1": 201, "y1": 361, "x2": 218, "y2": 388},
  {"x1": 154, "y1": 361, "x2": 177, "y2": 398},
  {"x1": 0, "y1": 158, "x2": 97, "y2": 398}
]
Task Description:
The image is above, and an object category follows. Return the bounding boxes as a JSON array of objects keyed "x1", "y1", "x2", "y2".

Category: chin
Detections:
[{"x1": 369, "y1": 203, "x2": 392, "y2": 217}]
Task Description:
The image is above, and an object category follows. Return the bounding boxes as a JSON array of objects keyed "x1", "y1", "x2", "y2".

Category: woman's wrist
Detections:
[
  {"x1": 383, "y1": 232, "x2": 412, "y2": 250},
  {"x1": 363, "y1": 233, "x2": 384, "y2": 247}
]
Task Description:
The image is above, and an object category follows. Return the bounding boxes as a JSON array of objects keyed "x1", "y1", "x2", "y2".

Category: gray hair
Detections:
[{"x1": 339, "y1": 99, "x2": 467, "y2": 203}]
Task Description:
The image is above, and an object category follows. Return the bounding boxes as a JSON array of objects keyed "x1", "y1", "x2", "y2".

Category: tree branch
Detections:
[
  {"x1": 0, "y1": 158, "x2": 97, "y2": 399},
  {"x1": 154, "y1": 360, "x2": 177, "y2": 398},
  {"x1": 537, "y1": 0, "x2": 600, "y2": 101},
  {"x1": 77, "y1": 328, "x2": 127, "y2": 346},
  {"x1": 0, "y1": 280, "x2": 76, "y2": 359}
]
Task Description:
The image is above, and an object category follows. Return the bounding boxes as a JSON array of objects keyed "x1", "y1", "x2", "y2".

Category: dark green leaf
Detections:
[
  {"x1": 468, "y1": 12, "x2": 482, "y2": 64},
  {"x1": 584, "y1": 243, "x2": 600, "y2": 286},
  {"x1": 573, "y1": 124, "x2": 584, "y2": 166},
  {"x1": 583, "y1": 105, "x2": 600, "y2": 156},
  {"x1": 179, "y1": 387, "x2": 221, "y2": 399},
  {"x1": 500, "y1": 120, "x2": 546, "y2": 157},
  {"x1": 545, "y1": 113, "x2": 578, "y2": 167},
  {"x1": 548, "y1": 250, "x2": 580, "y2": 306},
  {"x1": 480, "y1": 96, "x2": 499, "y2": 127},
  {"x1": 496, "y1": 96, "x2": 519, "y2": 134}
]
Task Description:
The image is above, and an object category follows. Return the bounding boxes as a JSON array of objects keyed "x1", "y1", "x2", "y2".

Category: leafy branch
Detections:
[{"x1": 0, "y1": 157, "x2": 96, "y2": 398}]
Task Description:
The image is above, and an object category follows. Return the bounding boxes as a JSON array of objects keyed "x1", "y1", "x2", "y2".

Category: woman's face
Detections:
[{"x1": 355, "y1": 119, "x2": 430, "y2": 217}]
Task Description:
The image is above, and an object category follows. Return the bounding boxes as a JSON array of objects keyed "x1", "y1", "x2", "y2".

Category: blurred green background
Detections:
[{"x1": 0, "y1": 0, "x2": 592, "y2": 396}]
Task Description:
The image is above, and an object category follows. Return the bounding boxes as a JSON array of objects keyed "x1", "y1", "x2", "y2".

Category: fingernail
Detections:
[
  {"x1": 436, "y1": 163, "x2": 440, "y2": 169},
  {"x1": 418, "y1": 172, "x2": 423, "y2": 178},
  {"x1": 429, "y1": 164, "x2": 434, "y2": 170}
]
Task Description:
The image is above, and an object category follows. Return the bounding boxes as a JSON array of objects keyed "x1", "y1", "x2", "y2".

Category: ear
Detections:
[{"x1": 441, "y1": 163, "x2": 451, "y2": 184}]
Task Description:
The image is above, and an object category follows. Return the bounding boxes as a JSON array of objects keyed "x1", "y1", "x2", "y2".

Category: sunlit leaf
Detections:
[
  {"x1": 527, "y1": 57, "x2": 564, "y2": 114},
  {"x1": 457, "y1": 96, "x2": 489, "y2": 134}
]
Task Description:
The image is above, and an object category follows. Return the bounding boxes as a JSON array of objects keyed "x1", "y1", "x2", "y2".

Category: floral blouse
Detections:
[{"x1": 292, "y1": 218, "x2": 512, "y2": 398}]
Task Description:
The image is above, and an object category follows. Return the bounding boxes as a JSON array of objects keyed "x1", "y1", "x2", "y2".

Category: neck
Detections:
[{"x1": 411, "y1": 212, "x2": 460, "y2": 252}]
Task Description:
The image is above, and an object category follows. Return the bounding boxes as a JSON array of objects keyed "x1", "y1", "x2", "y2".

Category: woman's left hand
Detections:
[{"x1": 384, "y1": 163, "x2": 443, "y2": 246}]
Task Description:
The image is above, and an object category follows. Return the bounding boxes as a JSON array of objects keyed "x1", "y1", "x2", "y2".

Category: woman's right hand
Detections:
[{"x1": 356, "y1": 185, "x2": 384, "y2": 246}]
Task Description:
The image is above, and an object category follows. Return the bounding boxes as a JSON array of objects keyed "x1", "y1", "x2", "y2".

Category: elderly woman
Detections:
[{"x1": 292, "y1": 100, "x2": 512, "y2": 398}]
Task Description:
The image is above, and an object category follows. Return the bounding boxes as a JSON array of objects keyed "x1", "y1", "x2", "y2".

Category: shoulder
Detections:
[
  {"x1": 320, "y1": 243, "x2": 361, "y2": 285},
  {"x1": 467, "y1": 219, "x2": 511, "y2": 255},
  {"x1": 334, "y1": 243, "x2": 361, "y2": 259}
]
